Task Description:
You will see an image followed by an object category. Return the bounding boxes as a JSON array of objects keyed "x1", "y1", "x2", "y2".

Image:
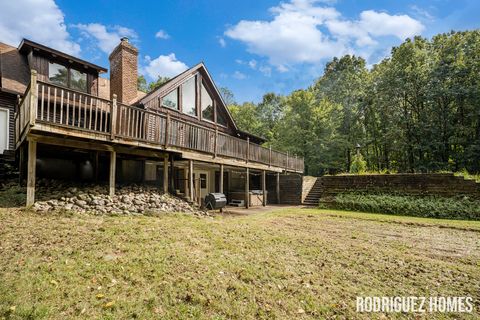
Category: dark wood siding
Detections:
[{"x1": 0, "y1": 92, "x2": 16, "y2": 150}]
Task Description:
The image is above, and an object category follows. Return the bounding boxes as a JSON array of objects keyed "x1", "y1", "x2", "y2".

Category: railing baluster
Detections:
[
  {"x1": 66, "y1": 92, "x2": 70, "y2": 125},
  {"x1": 40, "y1": 84, "x2": 44, "y2": 120},
  {"x1": 47, "y1": 86, "x2": 51, "y2": 121}
]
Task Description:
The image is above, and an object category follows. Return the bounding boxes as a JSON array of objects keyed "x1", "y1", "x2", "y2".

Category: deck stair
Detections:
[{"x1": 303, "y1": 178, "x2": 322, "y2": 206}]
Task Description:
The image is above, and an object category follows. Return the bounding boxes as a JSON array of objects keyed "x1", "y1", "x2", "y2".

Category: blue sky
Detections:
[{"x1": 1, "y1": 0, "x2": 479, "y2": 103}]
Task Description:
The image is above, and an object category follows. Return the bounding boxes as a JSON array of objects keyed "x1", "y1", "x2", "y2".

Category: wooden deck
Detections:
[{"x1": 15, "y1": 71, "x2": 304, "y2": 173}]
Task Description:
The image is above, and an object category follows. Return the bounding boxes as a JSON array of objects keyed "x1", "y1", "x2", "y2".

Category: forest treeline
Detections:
[{"x1": 224, "y1": 30, "x2": 480, "y2": 176}]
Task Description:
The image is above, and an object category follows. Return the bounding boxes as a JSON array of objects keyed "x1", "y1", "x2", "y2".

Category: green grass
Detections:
[
  {"x1": 320, "y1": 193, "x2": 480, "y2": 220},
  {"x1": 1, "y1": 207, "x2": 479, "y2": 319}
]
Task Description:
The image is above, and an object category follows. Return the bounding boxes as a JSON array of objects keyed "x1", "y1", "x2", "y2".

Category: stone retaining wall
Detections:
[{"x1": 318, "y1": 173, "x2": 480, "y2": 198}]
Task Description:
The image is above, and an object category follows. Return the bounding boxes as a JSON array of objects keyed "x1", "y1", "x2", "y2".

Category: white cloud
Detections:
[
  {"x1": 155, "y1": 29, "x2": 170, "y2": 39},
  {"x1": 233, "y1": 71, "x2": 247, "y2": 80},
  {"x1": 0, "y1": 0, "x2": 80, "y2": 55},
  {"x1": 218, "y1": 37, "x2": 226, "y2": 47},
  {"x1": 73, "y1": 23, "x2": 137, "y2": 54},
  {"x1": 248, "y1": 59, "x2": 257, "y2": 69},
  {"x1": 225, "y1": 0, "x2": 424, "y2": 68},
  {"x1": 359, "y1": 10, "x2": 424, "y2": 40},
  {"x1": 143, "y1": 53, "x2": 188, "y2": 79},
  {"x1": 259, "y1": 65, "x2": 272, "y2": 77}
]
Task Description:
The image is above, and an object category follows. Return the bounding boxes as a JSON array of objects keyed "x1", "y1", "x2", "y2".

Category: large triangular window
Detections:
[
  {"x1": 182, "y1": 76, "x2": 196, "y2": 116},
  {"x1": 217, "y1": 108, "x2": 228, "y2": 127},
  {"x1": 201, "y1": 82, "x2": 214, "y2": 122},
  {"x1": 161, "y1": 89, "x2": 178, "y2": 110}
]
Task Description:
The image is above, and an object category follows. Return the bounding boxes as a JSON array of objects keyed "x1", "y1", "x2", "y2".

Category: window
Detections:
[
  {"x1": 48, "y1": 62, "x2": 68, "y2": 87},
  {"x1": 182, "y1": 76, "x2": 196, "y2": 116},
  {"x1": 217, "y1": 107, "x2": 228, "y2": 127},
  {"x1": 162, "y1": 89, "x2": 178, "y2": 110},
  {"x1": 49, "y1": 62, "x2": 88, "y2": 92},
  {"x1": 201, "y1": 82, "x2": 214, "y2": 122},
  {"x1": 70, "y1": 69, "x2": 87, "y2": 92}
]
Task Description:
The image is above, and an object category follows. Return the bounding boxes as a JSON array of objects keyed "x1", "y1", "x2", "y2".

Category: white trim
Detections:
[{"x1": 0, "y1": 106, "x2": 10, "y2": 152}]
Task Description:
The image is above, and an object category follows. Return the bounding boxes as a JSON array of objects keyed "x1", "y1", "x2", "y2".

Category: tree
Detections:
[
  {"x1": 137, "y1": 75, "x2": 148, "y2": 93},
  {"x1": 219, "y1": 87, "x2": 236, "y2": 106},
  {"x1": 149, "y1": 76, "x2": 170, "y2": 92}
]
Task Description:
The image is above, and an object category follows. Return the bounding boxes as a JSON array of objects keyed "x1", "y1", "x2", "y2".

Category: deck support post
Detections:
[
  {"x1": 276, "y1": 172, "x2": 280, "y2": 204},
  {"x1": 189, "y1": 160, "x2": 194, "y2": 202},
  {"x1": 19, "y1": 143, "x2": 25, "y2": 185},
  {"x1": 262, "y1": 170, "x2": 266, "y2": 207},
  {"x1": 219, "y1": 164, "x2": 224, "y2": 194},
  {"x1": 163, "y1": 157, "x2": 169, "y2": 194},
  {"x1": 109, "y1": 151, "x2": 116, "y2": 196},
  {"x1": 169, "y1": 155, "x2": 175, "y2": 194},
  {"x1": 245, "y1": 167, "x2": 249, "y2": 209},
  {"x1": 26, "y1": 140, "x2": 37, "y2": 206}
]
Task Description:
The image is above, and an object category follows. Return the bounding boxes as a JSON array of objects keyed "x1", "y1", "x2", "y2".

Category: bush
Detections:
[
  {"x1": 349, "y1": 153, "x2": 367, "y2": 174},
  {"x1": 319, "y1": 193, "x2": 480, "y2": 220}
]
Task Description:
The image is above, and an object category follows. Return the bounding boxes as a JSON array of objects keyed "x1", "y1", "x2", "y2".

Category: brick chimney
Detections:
[{"x1": 109, "y1": 37, "x2": 138, "y2": 103}]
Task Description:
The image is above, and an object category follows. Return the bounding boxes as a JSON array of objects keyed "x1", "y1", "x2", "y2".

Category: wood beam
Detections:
[
  {"x1": 219, "y1": 164, "x2": 224, "y2": 194},
  {"x1": 245, "y1": 167, "x2": 249, "y2": 209},
  {"x1": 262, "y1": 170, "x2": 266, "y2": 207},
  {"x1": 163, "y1": 157, "x2": 169, "y2": 194},
  {"x1": 189, "y1": 160, "x2": 194, "y2": 202},
  {"x1": 169, "y1": 155, "x2": 175, "y2": 193},
  {"x1": 109, "y1": 151, "x2": 116, "y2": 196},
  {"x1": 276, "y1": 172, "x2": 280, "y2": 204},
  {"x1": 26, "y1": 140, "x2": 37, "y2": 206}
]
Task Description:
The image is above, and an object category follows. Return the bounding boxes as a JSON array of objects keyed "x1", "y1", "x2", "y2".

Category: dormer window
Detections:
[
  {"x1": 48, "y1": 62, "x2": 88, "y2": 93},
  {"x1": 70, "y1": 69, "x2": 87, "y2": 92},
  {"x1": 48, "y1": 62, "x2": 68, "y2": 87}
]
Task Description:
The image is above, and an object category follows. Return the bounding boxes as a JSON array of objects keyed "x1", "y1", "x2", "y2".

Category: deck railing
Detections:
[{"x1": 16, "y1": 73, "x2": 304, "y2": 172}]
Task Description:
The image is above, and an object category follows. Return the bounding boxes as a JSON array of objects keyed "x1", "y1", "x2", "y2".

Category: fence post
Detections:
[
  {"x1": 29, "y1": 70, "x2": 37, "y2": 126},
  {"x1": 246, "y1": 137, "x2": 250, "y2": 163},
  {"x1": 269, "y1": 146, "x2": 272, "y2": 167},
  {"x1": 110, "y1": 94, "x2": 117, "y2": 140}
]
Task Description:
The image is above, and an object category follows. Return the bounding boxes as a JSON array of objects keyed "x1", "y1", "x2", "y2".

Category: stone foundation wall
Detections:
[
  {"x1": 279, "y1": 174, "x2": 303, "y2": 204},
  {"x1": 318, "y1": 173, "x2": 480, "y2": 198}
]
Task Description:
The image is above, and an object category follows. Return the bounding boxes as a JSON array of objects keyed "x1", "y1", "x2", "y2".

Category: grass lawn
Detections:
[{"x1": 1, "y1": 207, "x2": 479, "y2": 319}]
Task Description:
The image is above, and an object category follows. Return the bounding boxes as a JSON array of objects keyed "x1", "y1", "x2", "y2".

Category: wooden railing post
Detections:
[
  {"x1": 295, "y1": 154, "x2": 298, "y2": 171},
  {"x1": 246, "y1": 137, "x2": 250, "y2": 163},
  {"x1": 214, "y1": 127, "x2": 218, "y2": 157},
  {"x1": 285, "y1": 151, "x2": 289, "y2": 173},
  {"x1": 110, "y1": 94, "x2": 117, "y2": 140},
  {"x1": 164, "y1": 113, "x2": 170, "y2": 148},
  {"x1": 269, "y1": 146, "x2": 272, "y2": 167},
  {"x1": 29, "y1": 70, "x2": 38, "y2": 126}
]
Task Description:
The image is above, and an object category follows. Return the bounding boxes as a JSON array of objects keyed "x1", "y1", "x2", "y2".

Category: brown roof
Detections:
[
  {"x1": 18, "y1": 39, "x2": 107, "y2": 73},
  {"x1": 0, "y1": 42, "x2": 29, "y2": 95}
]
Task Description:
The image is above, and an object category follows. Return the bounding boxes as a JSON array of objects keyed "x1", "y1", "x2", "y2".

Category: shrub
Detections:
[
  {"x1": 349, "y1": 153, "x2": 367, "y2": 174},
  {"x1": 319, "y1": 193, "x2": 480, "y2": 220}
]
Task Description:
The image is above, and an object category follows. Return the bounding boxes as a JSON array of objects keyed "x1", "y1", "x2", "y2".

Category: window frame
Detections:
[
  {"x1": 181, "y1": 75, "x2": 198, "y2": 118},
  {"x1": 48, "y1": 61, "x2": 89, "y2": 93},
  {"x1": 160, "y1": 88, "x2": 179, "y2": 111},
  {"x1": 200, "y1": 80, "x2": 215, "y2": 124}
]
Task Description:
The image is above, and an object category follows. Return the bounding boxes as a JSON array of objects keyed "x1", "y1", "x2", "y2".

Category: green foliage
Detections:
[
  {"x1": 349, "y1": 153, "x2": 367, "y2": 174},
  {"x1": 137, "y1": 75, "x2": 148, "y2": 93},
  {"x1": 228, "y1": 30, "x2": 480, "y2": 176},
  {"x1": 149, "y1": 76, "x2": 170, "y2": 92},
  {"x1": 137, "y1": 75, "x2": 170, "y2": 93},
  {"x1": 320, "y1": 193, "x2": 480, "y2": 220}
]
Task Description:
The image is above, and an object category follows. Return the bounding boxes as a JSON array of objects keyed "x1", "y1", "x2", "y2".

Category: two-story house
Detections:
[{"x1": 0, "y1": 37, "x2": 304, "y2": 208}]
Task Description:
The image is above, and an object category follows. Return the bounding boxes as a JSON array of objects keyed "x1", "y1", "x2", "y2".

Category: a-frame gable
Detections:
[{"x1": 138, "y1": 63, "x2": 239, "y2": 132}]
